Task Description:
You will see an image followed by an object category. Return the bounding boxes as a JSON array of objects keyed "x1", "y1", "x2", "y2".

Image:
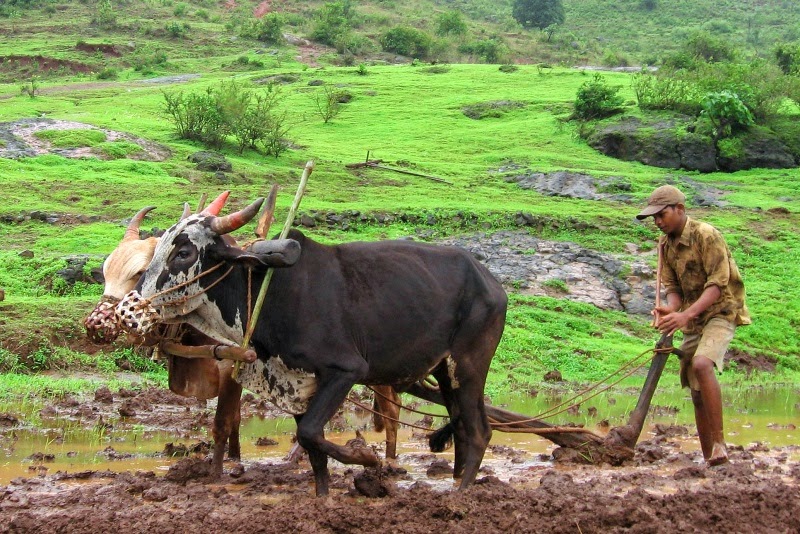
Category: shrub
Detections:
[
  {"x1": 96, "y1": 67, "x2": 118, "y2": 80},
  {"x1": 775, "y1": 42, "x2": 800, "y2": 75},
  {"x1": 94, "y1": 0, "x2": 116, "y2": 29},
  {"x1": 162, "y1": 82, "x2": 292, "y2": 154},
  {"x1": 435, "y1": 10, "x2": 467, "y2": 37},
  {"x1": 640, "y1": 0, "x2": 657, "y2": 10},
  {"x1": 700, "y1": 90, "x2": 754, "y2": 139},
  {"x1": 380, "y1": 26, "x2": 432, "y2": 58},
  {"x1": 573, "y1": 73, "x2": 625, "y2": 120},
  {"x1": 311, "y1": 84, "x2": 347, "y2": 123},
  {"x1": 242, "y1": 12, "x2": 284, "y2": 44},
  {"x1": 166, "y1": 21, "x2": 190, "y2": 38},
  {"x1": 684, "y1": 30, "x2": 736, "y2": 63},
  {"x1": 458, "y1": 37, "x2": 508, "y2": 64},
  {"x1": 310, "y1": 0, "x2": 357, "y2": 47},
  {"x1": 162, "y1": 88, "x2": 225, "y2": 147},
  {"x1": 632, "y1": 71, "x2": 702, "y2": 114}
]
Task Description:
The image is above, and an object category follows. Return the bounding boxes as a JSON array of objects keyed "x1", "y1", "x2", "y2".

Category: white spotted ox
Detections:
[
  {"x1": 116, "y1": 197, "x2": 507, "y2": 496},
  {"x1": 84, "y1": 194, "x2": 244, "y2": 476}
]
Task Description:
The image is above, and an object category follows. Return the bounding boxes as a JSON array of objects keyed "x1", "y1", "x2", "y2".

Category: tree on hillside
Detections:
[{"x1": 512, "y1": 0, "x2": 565, "y2": 30}]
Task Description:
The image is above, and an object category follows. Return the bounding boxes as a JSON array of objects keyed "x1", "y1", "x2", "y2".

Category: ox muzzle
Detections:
[
  {"x1": 84, "y1": 296, "x2": 124, "y2": 343},
  {"x1": 116, "y1": 290, "x2": 163, "y2": 338}
]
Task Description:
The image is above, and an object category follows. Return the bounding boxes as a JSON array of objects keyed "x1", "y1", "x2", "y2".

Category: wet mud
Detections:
[{"x1": 1, "y1": 387, "x2": 799, "y2": 533}]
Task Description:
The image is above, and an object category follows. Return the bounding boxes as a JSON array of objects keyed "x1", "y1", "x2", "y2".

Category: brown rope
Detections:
[
  {"x1": 367, "y1": 386, "x2": 445, "y2": 419},
  {"x1": 512, "y1": 345, "x2": 671, "y2": 424},
  {"x1": 345, "y1": 395, "x2": 439, "y2": 432}
]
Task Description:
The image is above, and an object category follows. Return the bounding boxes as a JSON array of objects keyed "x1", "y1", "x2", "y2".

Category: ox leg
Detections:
[
  {"x1": 211, "y1": 366, "x2": 243, "y2": 477},
  {"x1": 431, "y1": 367, "x2": 467, "y2": 478},
  {"x1": 372, "y1": 386, "x2": 400, "y2": 460},
  {"x1": 295, "y1": 368, "x2": 378, "y2": 497}
]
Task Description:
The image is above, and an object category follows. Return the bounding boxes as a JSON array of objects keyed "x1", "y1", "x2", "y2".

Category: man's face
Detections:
[{"x1": 652, "y1": 205, "x2": 684, "y2": 236}]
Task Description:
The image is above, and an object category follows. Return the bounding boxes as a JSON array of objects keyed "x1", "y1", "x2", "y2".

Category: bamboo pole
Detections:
[
  {"x1": 651, "y1": 236, "x2": 664, "y2": 327},
  {"x1": 234, "y1": 161, "x2": 314, "y2": 378}
]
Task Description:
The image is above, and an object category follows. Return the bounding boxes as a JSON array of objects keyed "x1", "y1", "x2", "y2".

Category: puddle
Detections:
[{"x1": 1, "y1": 385, "x2": 797, "y2": 485}]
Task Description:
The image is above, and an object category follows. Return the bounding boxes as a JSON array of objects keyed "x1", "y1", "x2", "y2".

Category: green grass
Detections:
[{"x1": 34, "y1": 128, "x2": 107, "y2": 148}]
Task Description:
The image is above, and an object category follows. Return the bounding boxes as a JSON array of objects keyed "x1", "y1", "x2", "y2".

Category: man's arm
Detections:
[{"x1": 656, "y1": 285, "x2": 721, "y2": 335}]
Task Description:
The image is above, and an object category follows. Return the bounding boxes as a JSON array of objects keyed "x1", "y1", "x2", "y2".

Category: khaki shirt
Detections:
[{"x1": 661, "y1": 217, "x2": 751, "y2": 334}]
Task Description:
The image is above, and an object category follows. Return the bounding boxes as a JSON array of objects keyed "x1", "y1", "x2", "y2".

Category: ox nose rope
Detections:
[{"x1": 145, "y1": 261, "x2": 232, "y2": 308}]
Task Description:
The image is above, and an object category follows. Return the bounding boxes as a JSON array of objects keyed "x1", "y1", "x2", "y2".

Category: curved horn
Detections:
[
  {"x1": 179, "y1": 202, "x2": 192, "y2": 221},
  {"x1": 123, "y1": 206, "x2": 155, "y2": 241},
  {"x1": 201, "y1": 191, "x2": 230, "y2": 216},
  {"x1": 210, "y1": 197, "x2": 265, "y2": 235}
]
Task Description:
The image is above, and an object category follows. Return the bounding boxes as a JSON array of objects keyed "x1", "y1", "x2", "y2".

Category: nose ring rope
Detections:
[{"x1": 140, "y1": 262, "x2": 234, "y2": 311}]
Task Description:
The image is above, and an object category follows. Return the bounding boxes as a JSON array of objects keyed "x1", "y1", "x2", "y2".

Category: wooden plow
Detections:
[{"x1": 392, "y1": 332, "x2": 679, "y2": 466}]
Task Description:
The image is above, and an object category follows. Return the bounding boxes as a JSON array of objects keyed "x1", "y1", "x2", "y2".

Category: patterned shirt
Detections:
[{"x1": 661, "y1": 217, "x2": 751, "y2": 334}]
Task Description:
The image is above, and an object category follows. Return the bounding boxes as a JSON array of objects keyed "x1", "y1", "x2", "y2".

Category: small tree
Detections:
[
  {"x1": 311, "y1": 84, "x2": 345, "y2": 123},
  {"x1": 512, "y1": 0, "x2": 565, "y2": 30}
]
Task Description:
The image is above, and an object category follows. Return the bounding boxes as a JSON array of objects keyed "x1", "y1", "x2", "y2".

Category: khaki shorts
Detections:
[{"x1": 679, "y1": 317, "x2": 736, "y2": 391}]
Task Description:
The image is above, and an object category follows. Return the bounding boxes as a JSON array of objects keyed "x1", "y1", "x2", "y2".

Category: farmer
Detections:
[{"x1": 637, "y1": 185, "x2": 750, "y2": 466}]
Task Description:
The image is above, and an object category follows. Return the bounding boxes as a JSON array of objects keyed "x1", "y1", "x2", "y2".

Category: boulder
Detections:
[{"x1": 585, "y1": 114, "x2": 798, "y2": 172}]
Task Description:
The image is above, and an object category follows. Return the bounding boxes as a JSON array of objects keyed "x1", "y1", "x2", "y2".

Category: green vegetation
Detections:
[
  {"x1": 0, "y1": 0, "x2": 798, "y2": 401},
  {"x1": 34, "y1": 129, "x2": 107, "y2": 148}
]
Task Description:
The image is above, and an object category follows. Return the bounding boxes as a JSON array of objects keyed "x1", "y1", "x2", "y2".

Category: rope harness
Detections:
[{"x1": 349, "y1": 343, "x2": 676, "y2": 435}]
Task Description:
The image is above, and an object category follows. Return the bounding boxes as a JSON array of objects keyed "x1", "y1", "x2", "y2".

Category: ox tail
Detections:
[
  {"x1": 428, "y1": 420, "x2": 456, "y2": 453},
  {"x1": 372, "y1": 397, "x2": 386, "y2": 433}
]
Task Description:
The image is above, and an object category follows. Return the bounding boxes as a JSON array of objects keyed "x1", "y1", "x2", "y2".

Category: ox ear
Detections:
[{"x1": 215, "y1": 239, "x2": 301, "y2": 269}]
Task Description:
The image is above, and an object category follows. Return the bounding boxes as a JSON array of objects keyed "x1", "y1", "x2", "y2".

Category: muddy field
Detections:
[{"x1": 1, "y1": 387, "x2": 799, "y2": 533}]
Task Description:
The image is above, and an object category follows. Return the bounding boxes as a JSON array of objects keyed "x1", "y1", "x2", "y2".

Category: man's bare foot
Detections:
[{"x1": 708, "y1": 442, "x2": 728, "y2": 466}]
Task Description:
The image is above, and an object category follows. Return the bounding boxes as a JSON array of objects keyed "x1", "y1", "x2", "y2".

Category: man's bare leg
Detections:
[{"x1": 692, "y1": 355, "x2": 728, "y2": 466}]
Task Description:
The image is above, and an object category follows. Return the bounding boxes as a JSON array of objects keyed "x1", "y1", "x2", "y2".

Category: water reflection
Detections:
[{"x1": 0, "y1": 385, "x2": 796, "y2": 485}]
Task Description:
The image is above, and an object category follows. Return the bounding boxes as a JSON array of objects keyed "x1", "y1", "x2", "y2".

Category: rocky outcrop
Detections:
[{"x1": 585, "y1": 115, "x2": 797, "y2": 172}]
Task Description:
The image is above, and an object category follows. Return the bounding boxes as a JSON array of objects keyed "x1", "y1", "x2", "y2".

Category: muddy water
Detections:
[{"x1": 1, "y1": 385, "x2": 797, "y2": 486}]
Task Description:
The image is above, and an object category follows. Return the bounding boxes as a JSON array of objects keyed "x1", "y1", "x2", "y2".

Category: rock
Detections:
[
  {"x1": 586, "y1": 115, "x2": 798, "y2": 172},
  {"x1": 187, "y1": 151, "x2": 232, "y2": 172},
  {"x1": 19, "y1": 250, "x2": 34, "y2": 258}
]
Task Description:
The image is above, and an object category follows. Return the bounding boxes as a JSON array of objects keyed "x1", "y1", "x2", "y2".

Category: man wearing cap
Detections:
[{"x1": 637, "y1": 185, "x2": 750, "y2": 466}]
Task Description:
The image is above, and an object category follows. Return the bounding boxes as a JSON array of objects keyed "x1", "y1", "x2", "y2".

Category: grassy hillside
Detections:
[
  {"x1": 0, "y1": 0, "x2": 799, "y2": 397},
  {"x1": 2, "y1": 0, "x2": 800, "y2": 77}
]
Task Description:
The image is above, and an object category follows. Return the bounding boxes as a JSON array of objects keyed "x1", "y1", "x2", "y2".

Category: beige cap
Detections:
[{"x1": 636, "y1": 185, "x2": 686, "y2": 220}]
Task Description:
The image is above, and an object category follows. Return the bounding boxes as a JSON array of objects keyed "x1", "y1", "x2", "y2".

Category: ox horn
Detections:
[
  {"x1": 201, "y1": 191, "x2": 231, "y2": 216},
  {"x1": 210, "y1": 197, "x2": 265, "y2": 235},
  {"x1": 123, "y1": 206, "x2": 156, "y2": 241},
  {"x1": 179, "y1": 202, "x2": 192, "y2": 221}
]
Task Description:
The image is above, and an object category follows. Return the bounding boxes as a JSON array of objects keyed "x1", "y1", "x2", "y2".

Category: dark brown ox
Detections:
[
  {"x1": 116, "y1": 197, "x2": 507, "y2": 496},
  {"x1": 84, "y1": 195, "x2": 243, "y2": 475}
]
